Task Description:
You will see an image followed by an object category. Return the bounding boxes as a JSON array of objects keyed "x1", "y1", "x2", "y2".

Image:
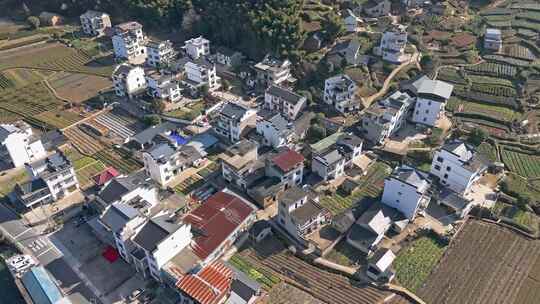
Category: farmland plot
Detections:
[
  {"x1": 49, "y1": 72, "x2": 112, "y2": 103},
  {"x1": 501, "y1": 148, "x2": 540, "y2": 178},
  {"x1": 465, "y1": 62, "x2": 517, "y2": 78},
  {"x1": 92, "y1": 148, "x2": 141, "y2": 175},
  {"x1": 418, "y1": 220, "x2": 540, "y2": 304}
]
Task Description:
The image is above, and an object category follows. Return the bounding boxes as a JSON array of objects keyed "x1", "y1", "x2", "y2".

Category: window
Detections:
[
  {"x1": 444, "y1": 174, "x2": 448, "y2": 178},
  {"x1": 434, "y1": 165, "x2": 441, "y2": 170},
  {"x1": 425, "y1": 110, "x2": 429, "y2": 114},
  {"x1": 436, "y1": 157, "x2": 443, "y2": 162},
  {"x1": 428, "y1": 101, "x2": 432, "y2": 106},
  {"x1": 446, "y1": 166, "x2": 451, "y2": 171},
  {"x1": 398, "y1": 192, "x2": 402, "y2": 195}
]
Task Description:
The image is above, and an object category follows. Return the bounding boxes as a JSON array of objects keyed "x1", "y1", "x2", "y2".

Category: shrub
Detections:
[{"x1": 27, "y1": 16, "x2": 40, "y2": 29}]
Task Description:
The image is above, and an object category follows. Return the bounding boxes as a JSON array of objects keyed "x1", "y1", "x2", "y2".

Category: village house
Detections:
[
  {"x1": 214, "y1": 102, "x2": 257, "y2": 143},
  {"x1": 366, "y1": 248, "x2": 396, "y2": 282},
  {"x1": 112, "y1": 64, "x2": 147, "y2": 98},
  {"x1": 256, "y1": 111, "x2": 296, "y2": 149},
  {"x1": 183, "y1": 36, "x2": 210, "y2": 60},
  {"x1": 430, "y1": 140, "x2": 490, "y2": 195},
  {"x1": 216, "y1": 47, "x2": 244, "y2": 68},
  {"x1": 264, "y1": 85, "x2": 306, "y2": 120},
  {"x1": 227, "y1": 268, "x2": 264, "y2": 304},
  {"x1": 143, "y1": 143, "x2": 202, "y2": 186},
  {"x1": 146, "y1": 39, "x2": 176, "y2": 68},
  {"x1": 130, "y1": 212, "x2": 192, "y2": 281},
  {"x1": 403, "y1": 75, "x2": 454, "y2": 127},
  {"x1": 254, "y1": 55, "x2": 296, "y2": 87},
  {"x1": 266, "y1": 148, "x2": 305, "y2": 188},
  {"x1": 376, "y1": 24, "x2": 409, "y2": 63},
  {"x1": 360, "y1": 91, "x2": 414, "y2": 144},
  {"x1": 0, "y1": 122, "x2": 46, "y2": 168},
  {"x1": 401, "y1": 0, "x2": 424, "y2": 8},
  {"x1": 112, "y1": 21, "x2": 147, "y2": 64},
  {"x1": 381, "y1": 165, "x2": 432, "y2": 220},
  {"x1": 323, "y1": 74, "x2": 359, "y2": 114},
  {"x1": 311, "y1": 132, "x2": 363, "y2": 181},
  {"x1": 363, "y1": 0, "x2": 391, "y2": 17},
  {"x1": 175, "y1": 261, "x2": 233, "y2": 304},
  {"x1": 247, "y1": 177, "x2": 285, "y2": 210},
  {"x1": 219, "y1": 139, "x2": 260, "y2": 190},
  {"x1": 79, "y1": 10, "x2": 111, "y2": 37},
  {"x1": 347, "y1": 203, "x2": 407, "y2": 255},
  {"x1": 96, "y1": 171, "x2": 160, "y2": 260},
  {"x1": 15, "y1": 151, "x2": 79, "y2": 208},
  {"x1": 276, "y1": 187, "x2": 330, "y2": 247},
  {"x1": 145, "y1": 70, "x2": 182, "y2": 103},
  {"x1": 484, "y1": 28, "x2": 502, "y2": 52},
  {"x1": 343, "y1": 9, "x2": 361, "y2": 33},
  {"x1": 183, "y1": 59, "x2": 220, "y2": 92}
]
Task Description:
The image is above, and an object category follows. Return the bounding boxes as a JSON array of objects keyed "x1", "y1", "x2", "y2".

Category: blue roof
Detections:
[
  {"x1": 22, "y1": 266, "x2": 63, "y2": 304},
  {"x1": 170, "y1": 132, "x2": 189, "y2": 145},
  {"x1": 189, "y1": 133, "x2": 218, "y2": 150}
]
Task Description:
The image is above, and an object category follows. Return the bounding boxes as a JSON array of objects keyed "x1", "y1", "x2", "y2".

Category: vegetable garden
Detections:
[{"x1": 501, "y1": 148, "x2": 540, "y2": 178}]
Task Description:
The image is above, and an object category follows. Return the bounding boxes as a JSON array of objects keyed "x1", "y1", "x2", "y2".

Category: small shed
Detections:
[
  {"x1": 39, "y1": 12, "x2": 63, "y2": 26},
  {"x1": 366, "y1": 248, "x2": 396, "y2": 282}
]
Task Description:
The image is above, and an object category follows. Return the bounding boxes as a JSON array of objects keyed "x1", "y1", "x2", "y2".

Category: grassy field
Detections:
[
  {"x1": 477, "y1": 142, "x2": 498, "y2": 162},
  {"x1": 394, "y1": 234, "x2": 447, "y2": 292},
  {"x1": 0, "y1": 170, "x2": 30, "y2": 197},
  {"x1": 325, "y1": 240, "x2": 366, "y2": 267},
  {"x1": 165, "y1": 101, "x2": 205, "y2": 121},
  {"x1": 493, "y1": 201, "x2": 538, "y2": 232}
]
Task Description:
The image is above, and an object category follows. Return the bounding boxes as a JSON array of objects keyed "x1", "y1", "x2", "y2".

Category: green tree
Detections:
[
  {"x1": 27, "y1": 16, "x2": 40, "y2": 29},
  {"x1": 468, "y1": 128, "x2": 488, "y2": 146},
  {"x1": 221, "y1": 78, "x2": 231, "y2": 91},
  {"x1": 143, "y1": 114, "x2": 162, "y2": 126},
  {"x1": 151, "y1": 99, "x2": 166, "y2": 114}
]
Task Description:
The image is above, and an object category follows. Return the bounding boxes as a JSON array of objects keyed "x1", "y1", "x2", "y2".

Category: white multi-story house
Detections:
[
  {"x1": 343, "y1": 9, "x2": 361, "y2": 33},
  {"x1": 112, "y1": 64, "x2": 147, "y2": 98},
  {"x1": 312, "y1": 149, "x2": 346, "y2": 182},
  {"x1": 266, "y1": 148, "x2": 305, "y2": 188},
  {"x1": 404, "y1": 76, "x2": 454, "y2": 127},
  {"x1": 264, "y1": 85, "x2": 306, "y2": 120},
  {"x1": 112, "y1": 21, "x2": 147, "y2": 64},
  {"x1": 96, "y1": 171, "x2": 160, "y2": 260},
  {"x1": 360, "y1": 91, "x2": 414, "y2": 144},
  {"x1": 131, "y1": 213, "x2": 192, "y2": 281},
  {"x1": 145, "y1": 70, "x2": 181, "y2": 103},
  {"x1": 220, "y1": 139, "x2": 259, "y2": 190},
  {"x1": 276, "y1": 187, "x2": 330, "y2": 246},
  {"x1": 254, "y1": 55, "x2": 295, "y2": 87},
  {"x1": 146, "y1": 39, "x2": 176, "y2": 68},
  {"x1": 80, "y1": 10, "x2": 111, "y2": 37},
  {"x1": 143, "y1": 143, "x2": 202, "y2": 186},
  {"x1": 0, "y1": 122, "x2": 46, "y2": 168},
  {"x1": 26, "y1": 151, "x2": 79, "y2": 201},
  {"x1": 214, "y1": 102, "x2": 257, "y2": 143},
  {"x1": 324, "y1": 74, "x2": 359, "y2": 114},
  {"x1": 381, "y1": 165, "x2": 431, "y2": 220},
  {"x1": 183, "y1": 59, "x2": 220, "y2": 92},
  {"x1": 183, "y1": 36, "x2": 210, "y2": 60},
  {"x1": 484, "y1": 28, "x2": 502, "y2": 52},
  {"x1": 256, "y1": 112, "x2": 295, "y2": 149},
  {"x1": 430, "y1": 140, "x2": 490, "y2": 195},
  {"x1": 377, "y1": 25, "x2": 409, "y2": 63}
]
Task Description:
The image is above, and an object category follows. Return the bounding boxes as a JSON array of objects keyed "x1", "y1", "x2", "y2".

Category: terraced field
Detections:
[
  {"x1": 237, "y1": 237, "x2": 394, "y2": 304},
  {"x1": 501, "y1": 148, "x2": 540, "y2": 178},
  {"x1": 93, "y1": 148, "x2": 142, "y2": 175},
  {"x1": 34, "y1": 110, "x2": 82, "y2": 129},
  {"x1": 418, "y1": 220, "x2": 540, "y2": 304},
  {"x1": 64, "y1": 127, "x2": 105, "y2": 155}
]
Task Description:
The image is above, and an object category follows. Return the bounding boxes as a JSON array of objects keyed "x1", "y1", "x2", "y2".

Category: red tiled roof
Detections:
[
  {"x1": 271, "y1": 149, "x2": 304, "y2": 173},
  {"x1": 93, "y1": 167, "x2": 120, "y2": 186},
  {"x1": 183, "y1": 191, "x2": 254, "y2": 260},
  {"x1": 176, "y1": 261, "x2": 233, "y2": 304}
]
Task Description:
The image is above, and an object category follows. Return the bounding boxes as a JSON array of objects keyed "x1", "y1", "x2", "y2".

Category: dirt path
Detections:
[{"x1": 362, "y1": 50, "x2": 421, "y2": 108}]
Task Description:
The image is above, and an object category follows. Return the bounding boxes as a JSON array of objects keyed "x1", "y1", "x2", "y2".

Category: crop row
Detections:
[
  {"x1": 93, "y1": 149, "x2": 141, "y2": 175},
  {"x1": 453, "y1": 87, "x2": 519, "y2": 109},
  {"x1": 465, "y1": 62, "x2": 517, "y2": 78},
  {"x1": 501, "y1": 148, "x2": 540, "y2": 178},
  {"x1": 483, "y1": 54, "x2": 532, "y2": 66},
  {"x1": 511, "y1": 3, "x2": 540, "y2": 10},
  {"x1": 470, "y1": 83, "x2": 517, "y2": 97},
  {"x1": 436, "y1": 68, "x2": 468, "y2": 85},
  {"x1": 0, "y1": 73, "x2": 14, "y2": 90},
  {"x1": 505, "y1": 44, "x2": 536, "y2": 61},
  {"x1": 512, "y1": 19, "x2": 540, "y2": 32}
]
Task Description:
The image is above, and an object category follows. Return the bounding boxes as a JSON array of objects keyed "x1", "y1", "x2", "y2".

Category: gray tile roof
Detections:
[
  {"x1": 98, "y1": 171, "x2": 150, "y2": 205},
  {"x1": 392, "y1": 166, "x2": 430, "y2": 193},
  {"x1": 266, "y1": 85, "x2": 305, "y2": 105},
  {"x1": 99, "y1": 205, "x2": 131, "y2": 233},
  {"x1": 319, "y1": 149, "x2": 344, "y2": 165},
  {"x1": 408, "y1": 75, "x2": 454, "y2": 100},
  {"x1": 148, "y1": 143, "x2": 176, "y2": 161},
  {"x1": 220, "y1": 102, "x2": 249, "y2": 120},
  {"x1": 290, "y1": 200, "x2": 326, "y2": 226},
  {"x1": 132, "y1": 219, "x2": 172, "y2": 252},
  {"x1": 132, "y1": 122, "x2": 178, "y2": 145},
  {"x1": 279, "y1": 187, "x2": 309, "y2": 207}
]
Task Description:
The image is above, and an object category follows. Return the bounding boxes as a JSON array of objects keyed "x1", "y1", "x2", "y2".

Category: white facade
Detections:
[
  {"x1": 143, "y1": 145, "x2": 201, "y2": 186},
  {"x1": 264, "y1": 86, "x2": 306, "y2": 120},
  {"x1": 80, "y1": 10, "x2": 111, "y2": 37},
  {"x1": 112, "y1": 22, "x2": 147, "y2": 64},
  {"x1": 0, "y1": 123, "x2": 46, "y2": 168},
  {"x1": 412, "y1": 98, "x2": 444, "y2": 126},
  {"x1": 256, "y1": 114, "x2": 294, "y2": 149},
  {"x1": 146, "y1": 72, "x2": 181, "y2": 103},
  {"x1": 215, "y1": 104, "x2": 257, "y2": 143},
  {"x1": 324, "y1": 75, "x2": 358, "y2": 114},
  {"x1": 484, "y1": 28, "x2": 502, "y2": 51},
  {"x1": 26, "y1": 152, "x2": 79, "y2": 201},
  {"x1": 112, "y1": 64, "x2": 147, "y2": 98},
  {"x1": 146, "y1": 40, "x2": 176, "y2": 68},
  {"x1": 381, "y1": 167, "x2": 431, "y2": 220},
  {"x1": 312, "y1": 150, "x2": 346, "y2": 181},
  {"x1": 184, "y1": 61, "x2": 219, "y2": 91},
  {"x1": 378, "y1": 25, "x2": 408, "y2": 63},
  {"x1": 254, "y1": 56, "x2": 294, "y2": 87},
  {"x1": 184, "y1": 36, "x2": 210, "y2": 59},
  {"x1": 430, "y1": 142, "x2": 488, "y2": 195}
]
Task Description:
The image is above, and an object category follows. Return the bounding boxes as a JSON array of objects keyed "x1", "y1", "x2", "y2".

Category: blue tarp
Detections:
[
  {"x1": 169, "y1": 132, "x2": 189, "y2": 145},
  {"x1": 22, "y1": 266, "x2": 63, "y2": 304}
]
